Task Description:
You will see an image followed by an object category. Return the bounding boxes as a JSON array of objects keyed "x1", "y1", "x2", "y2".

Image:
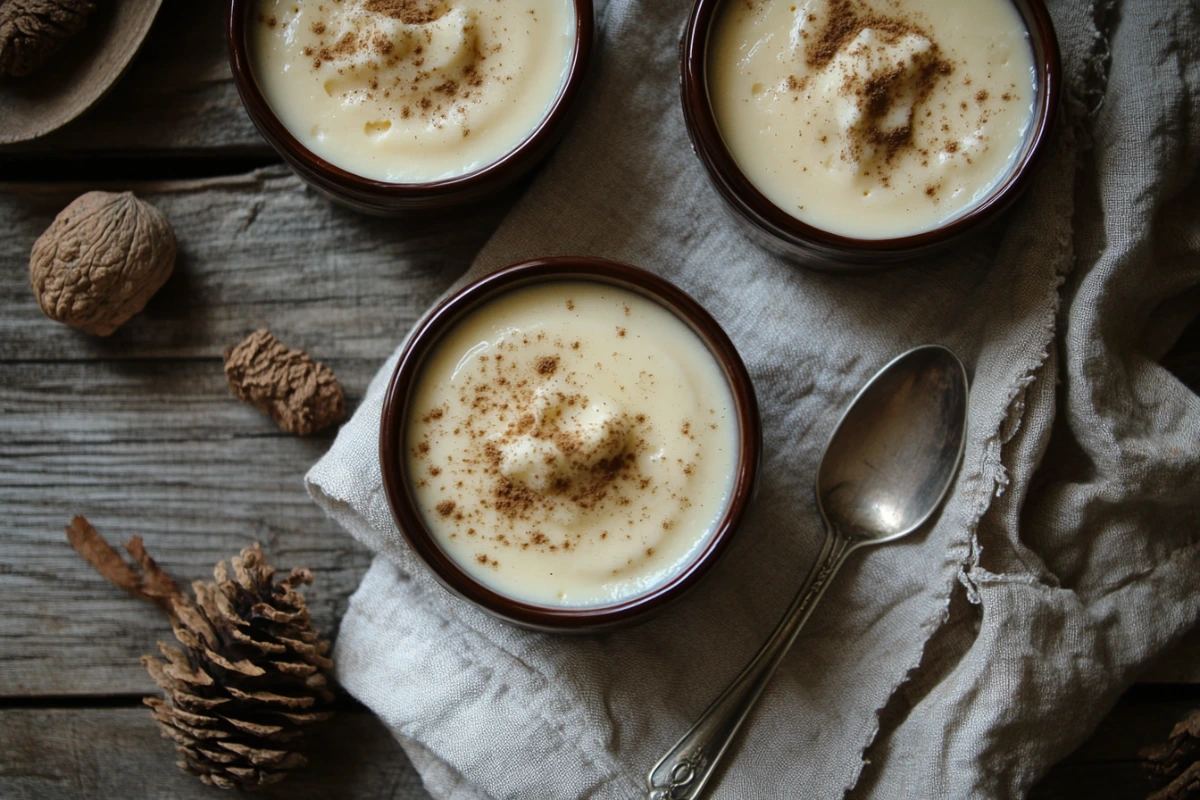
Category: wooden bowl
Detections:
[
  {"x1": 680, "y1": 0, "x2": 1062, "y2": 271},
  {"x1": 378, "y1": 257, "x2": 762, "y2": 632},
  {"x1": 227, "y1": 0, "x2": 594, "y2": 216},
  {"x1": 0, "y1": 0, "x2": 164, "y2": 145}
]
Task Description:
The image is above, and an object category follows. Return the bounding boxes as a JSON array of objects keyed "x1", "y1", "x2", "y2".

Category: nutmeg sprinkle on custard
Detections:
[
  {"x1": 404, "y1": 282, "x2": 738, "y2": 606},
  {"x1": 250, "y1": 0, "x2": 575, "y2": 182},
  {"x1": 708, "y1": 0, "x2": 1036, "y2": 237}
]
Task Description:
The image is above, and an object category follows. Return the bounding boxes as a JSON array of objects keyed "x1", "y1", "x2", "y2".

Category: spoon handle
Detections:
[{"x1": 646, "y1": 529, "x2": 856, "y2": 800}]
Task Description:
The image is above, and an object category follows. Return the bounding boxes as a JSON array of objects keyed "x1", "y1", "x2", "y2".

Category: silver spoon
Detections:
[{"x1": 647, "y1": 344, "x2": 969, "y2": 800}]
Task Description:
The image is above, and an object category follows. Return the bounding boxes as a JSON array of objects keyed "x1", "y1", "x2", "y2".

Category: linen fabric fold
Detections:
[{"x1": 306, "y1": 1, "x2": 1200, "y2": 797}]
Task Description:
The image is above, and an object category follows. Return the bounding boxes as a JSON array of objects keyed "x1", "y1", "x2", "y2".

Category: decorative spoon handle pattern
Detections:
[{"x1": 646, "y1": 529, "x2": 855, "y2": 800}]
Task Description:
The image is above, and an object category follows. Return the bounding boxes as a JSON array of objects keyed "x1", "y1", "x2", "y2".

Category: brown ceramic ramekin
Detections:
[
  {"x1": 227, "y1": 1, "x2": 593, "y2": 216},
  {"x1": 378, "y1": 257, "x2": 761, "y2": 632},
  {"x1": 680, "y1": 0, "x2": 1062, "y2": 271}
]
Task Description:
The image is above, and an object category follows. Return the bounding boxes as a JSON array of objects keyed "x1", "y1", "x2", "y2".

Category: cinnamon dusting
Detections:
[
  {"x1": 409, "y1": 321, "x2": 685, "y2": 557},
  {"x1": 365, "y1": 0, "x2": 444, "y2": 24},
  {"x1": 808, "y1": 0, "x2": 952, "y2": 166},
  {"x1": 270, "y1": 0, "x2": 498, "y2": 126}
]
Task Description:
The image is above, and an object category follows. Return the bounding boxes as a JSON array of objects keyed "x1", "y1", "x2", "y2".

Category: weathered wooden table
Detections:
[{"x1": 1, "y1": 6, "x2": 1196, "y2": 798}]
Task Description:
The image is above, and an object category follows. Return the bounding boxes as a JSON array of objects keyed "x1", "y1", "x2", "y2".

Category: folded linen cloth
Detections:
[{"x1": 306, "y1": 1, "x2": 1200, "y2": 797}]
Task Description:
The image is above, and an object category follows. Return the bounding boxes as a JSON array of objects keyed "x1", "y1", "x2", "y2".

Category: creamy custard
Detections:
[
  {"x1": 250, "y1": 0, "x2": 574, "y2": 182},
  {"x1": 405, "y1": 282, "x2": 739, "y2": 607},
  {"x1": 709, "y1": 0, "x2": 1037, "y2": 238}
]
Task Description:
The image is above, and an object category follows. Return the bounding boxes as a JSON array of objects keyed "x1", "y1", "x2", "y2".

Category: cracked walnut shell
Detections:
[
  {"x1": 0, "y1": 0, "x2": 97, "y2": 78},
  {"x1": 224, "y1": 330, "x2": 346, "y2": 436},
  {"x1": 30, "y1": 191, "x2": 177, "y2": 336}
]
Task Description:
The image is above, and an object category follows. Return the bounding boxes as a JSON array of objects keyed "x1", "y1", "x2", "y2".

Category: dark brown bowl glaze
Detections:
[
  {"x1": 379, "y1": 257, "x2": 762, "y2": 632},
  {"x1": 680, "y1": 0, "x2": 1062, "y2": 271},
  {"x1": 228, "y1": 1, "x2": 593, "y2": 216}
]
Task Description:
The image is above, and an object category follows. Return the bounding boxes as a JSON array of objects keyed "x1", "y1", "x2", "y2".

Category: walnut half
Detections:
[
  {"x1": 30, "y1": 191, "x2": 177, "y2": 336},
  {"x1": 0, "y1": 0, "x2": 97, "y2": 78}
]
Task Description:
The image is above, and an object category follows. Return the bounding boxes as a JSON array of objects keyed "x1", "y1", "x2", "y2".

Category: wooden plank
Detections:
[
  {"x1": 0, "y1": 2, "x2": 267, "y2": 156},
  {"x1": 1031, "y1": 762, "x2": 1161, "y2": 800},
  {"x1": 0, "y1": 707, "x2": 430, "y2": 799},
  {"x1": 1143, "y1": 629, "x2": 1200, "y2": 684},
  {"x1": 0, "y1": 688, "x2": 1193, "y2": 800},
  {"x1": 0, "y1": 360, "x2": 373, "y2": 696},
  {"x1": 0, "y1": 166, "x2": 506, "y2": 361},
  {"x1": 1029, "y1": 687, "x2": 1200, "y2": 799},
  {"x1": 0, "y1": 166, "x2": 509, "y2": 695}
]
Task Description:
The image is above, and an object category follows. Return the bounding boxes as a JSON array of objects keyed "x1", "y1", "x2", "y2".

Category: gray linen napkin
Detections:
[{"x1": 306, "y1": 1, "x2": 1200, "y2": 797}]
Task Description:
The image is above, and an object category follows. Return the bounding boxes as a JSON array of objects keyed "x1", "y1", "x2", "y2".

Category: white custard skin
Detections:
[
  {"x1": 250, "y1": 0, "x2": 574, "y2": 183},
  {"x1": 708, "y1": 0, "x2": 1037, "y2": 238},
  {"x1": 405, "y1": 282, "x2": 739, "y2": 608}
]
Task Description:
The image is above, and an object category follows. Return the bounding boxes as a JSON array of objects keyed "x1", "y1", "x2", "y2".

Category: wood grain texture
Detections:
[
  {"x1": 1143, "y1": 631, "x2": 1200, "y2": 684},
  {"x1": 0, "y1": 167, "x2": 504, "y2": 362},
  {"x1": 0, "y1": 167, "x2": 508, "y2": 696},
  {"x1": 0, "y1": 708, "x2": 431, "y2": 800},
  {"x1": 1029, "y1": 687, "x2": 1200, "y2": 800},
  {"x1": 0, "y1": 360, "x2": 371, "y2": 696},
  {"x1": 0, "y1": 2, "x2": 266, "y2": 155},
  {"x1": 0, "y1": 689, "x2": 1190, "y2": 800}
]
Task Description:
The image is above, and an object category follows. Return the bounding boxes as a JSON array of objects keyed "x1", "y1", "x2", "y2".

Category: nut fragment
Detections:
[
  {"x1": 224, "y1": 330, "x2": 346, "y2": 436},
  {"x1": 29, "y1": 191, "x2": 177, "y2": 336},
  {"x1": 0, "y1": 0, "x2": 96, "y2": 78}
]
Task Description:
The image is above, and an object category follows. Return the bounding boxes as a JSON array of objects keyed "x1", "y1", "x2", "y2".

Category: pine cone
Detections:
[
  {"x1": 1143, "y1": 709, "x2": 1200, "y2": 800},
  {"x1": 66, "y1": 516, "x2": 335, "y2": 790}
]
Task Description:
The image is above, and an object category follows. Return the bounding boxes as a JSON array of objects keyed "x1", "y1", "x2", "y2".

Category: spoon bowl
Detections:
[
  {"x1": 818, "y1": 346, "x2": 969, "y2": 545},
  {"x1": 648, "y1": 344, "x2": 969, "y2": 800}
]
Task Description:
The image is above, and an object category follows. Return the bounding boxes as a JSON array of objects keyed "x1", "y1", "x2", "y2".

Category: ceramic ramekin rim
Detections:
[
  {"x1": 227, "y1": 0, "x2": 594, "y2": 196},
  {"x1": 378, "y1": 257, "x2": 762, "y2": 630},
  {"x1": 680, "y1": 0, "x2": 1063, "y2": 254}
]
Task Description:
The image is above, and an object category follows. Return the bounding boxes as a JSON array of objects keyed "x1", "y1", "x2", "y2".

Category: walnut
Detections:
[
  {"x1": 224, "y1": 330, "x2": 346, "y2": 436},
  {"x1": 29, "y1": 191, "x2": 177, "y2": 336},
  {"x1": 0, "y1": 0, "x2": 97, "y2": 78}
]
